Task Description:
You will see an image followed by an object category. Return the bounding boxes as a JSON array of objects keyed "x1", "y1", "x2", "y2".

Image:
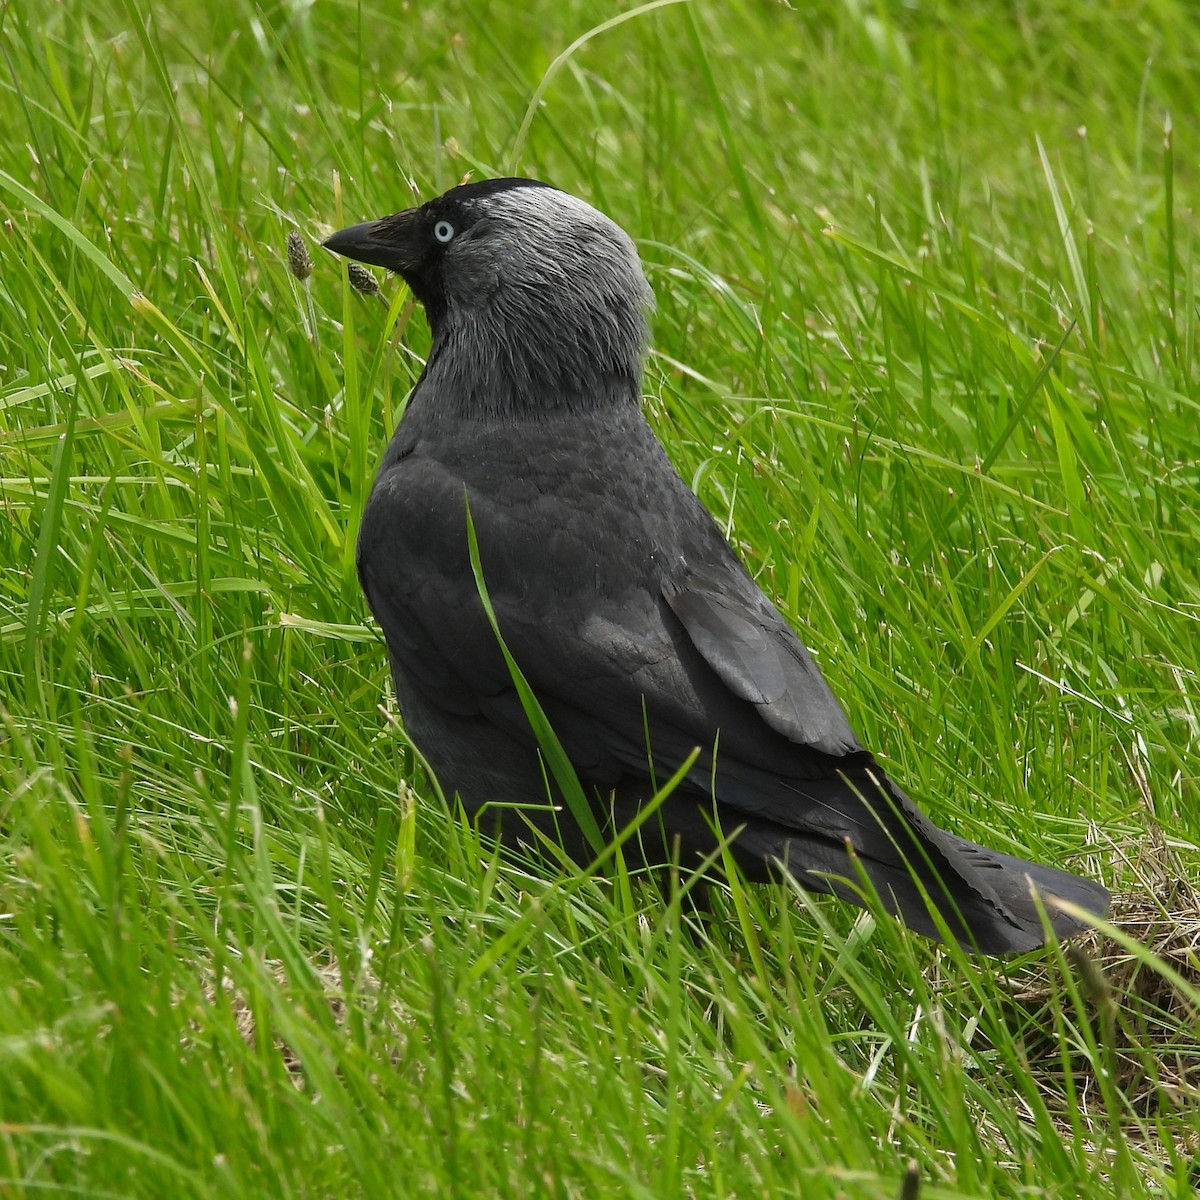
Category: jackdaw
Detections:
[{"x1": 324, "y1": 177, "x2": 1108, "y2": 954}]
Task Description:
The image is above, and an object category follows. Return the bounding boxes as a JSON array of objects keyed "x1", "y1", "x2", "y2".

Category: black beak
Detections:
[{"x1": 322, "y1": 208, "x2": 421, "y2": 274}]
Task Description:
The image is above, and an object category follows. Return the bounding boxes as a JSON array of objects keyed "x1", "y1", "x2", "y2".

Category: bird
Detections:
[{"x1": 323, "y1": 177, "x2": 1109, "y2": 954}]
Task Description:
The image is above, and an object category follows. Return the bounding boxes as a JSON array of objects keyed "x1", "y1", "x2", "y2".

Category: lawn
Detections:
[{"x1": 2, "y1": 0, "x2": 1199, "y2": 1196}]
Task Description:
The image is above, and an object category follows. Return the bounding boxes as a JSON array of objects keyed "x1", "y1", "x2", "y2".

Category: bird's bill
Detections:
[{"x1": 322, "y1": 209, "x2": 421, "y2": 273}]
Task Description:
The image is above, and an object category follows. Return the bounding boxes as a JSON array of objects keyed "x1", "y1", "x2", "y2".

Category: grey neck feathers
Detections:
[{"x1": 417, "y1": 290, "x2": 648, "y2": 421}]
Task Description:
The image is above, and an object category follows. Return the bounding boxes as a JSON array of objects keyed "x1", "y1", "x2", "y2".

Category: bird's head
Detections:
[{"x1": 324, "y1": 178, "x2": 653, "y2": 414}]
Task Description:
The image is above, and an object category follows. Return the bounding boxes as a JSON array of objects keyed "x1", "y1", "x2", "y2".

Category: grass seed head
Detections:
[
  {"x1": 347, "y1": 261, "x2": 380, "y2": 296},
  {"x1": 286, "y1": 230, "x2": 313, "y2": 281}
]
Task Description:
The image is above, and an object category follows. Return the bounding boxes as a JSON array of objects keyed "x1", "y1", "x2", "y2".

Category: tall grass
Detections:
[{"x1": 2, "y1": 1, "x2": 1198, "y2": 1196}]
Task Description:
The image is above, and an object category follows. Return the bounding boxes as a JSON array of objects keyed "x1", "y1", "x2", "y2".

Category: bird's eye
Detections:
[{"x1": 433, "y1": 220, "x2": 455, "y2": 244}]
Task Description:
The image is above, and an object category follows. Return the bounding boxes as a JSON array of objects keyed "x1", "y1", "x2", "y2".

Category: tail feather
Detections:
[{"x1": 732, "y1": 771, "x2": 1109, "y2": 955}]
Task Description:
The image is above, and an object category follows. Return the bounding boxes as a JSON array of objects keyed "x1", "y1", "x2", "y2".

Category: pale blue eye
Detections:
[{"x1": 433, "y1": 220, "x2": 455, "y2": 243}]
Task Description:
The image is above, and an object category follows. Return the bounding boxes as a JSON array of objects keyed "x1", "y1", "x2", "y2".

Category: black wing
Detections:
[{"x1": 357, "y1": 427, "x2": 868, "y2": 800}]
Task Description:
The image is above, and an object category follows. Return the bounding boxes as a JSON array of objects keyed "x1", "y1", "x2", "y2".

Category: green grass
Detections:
[{"x1": 2, "y1": 0, "x2": 1199, "y2": 1195}]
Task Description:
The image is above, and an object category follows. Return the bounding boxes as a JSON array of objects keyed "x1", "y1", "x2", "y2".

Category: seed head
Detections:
[
  {"x1": 347, "y1": 262, "x2": 380, "y2": 297},
  {"x1": 286, "y1": 230, "x2": 313, "y2": 281}
]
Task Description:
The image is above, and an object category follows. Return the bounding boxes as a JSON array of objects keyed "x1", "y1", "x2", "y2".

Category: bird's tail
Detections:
[{"x1": 742, "y1": 769, "x2": 1108, "y2": 955}]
